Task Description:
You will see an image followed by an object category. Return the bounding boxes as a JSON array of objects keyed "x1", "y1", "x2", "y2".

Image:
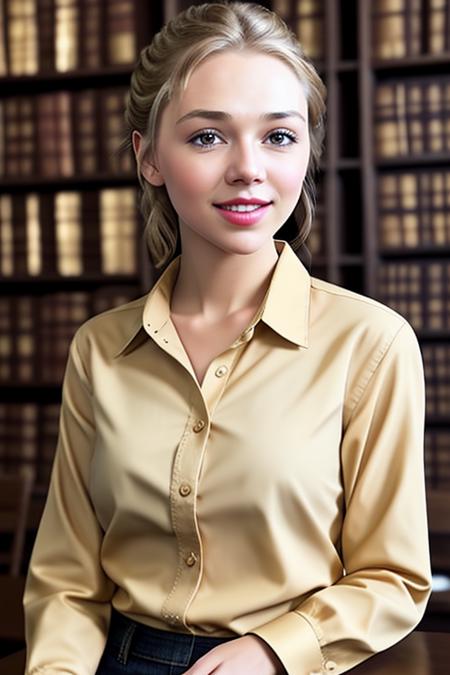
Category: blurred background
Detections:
[{"x1": 0, "y1": 0, "x2": 449, "y2": 661}]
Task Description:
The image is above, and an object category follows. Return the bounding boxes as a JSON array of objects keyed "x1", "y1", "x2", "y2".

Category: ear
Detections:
[{"x1": 131, "y1": 130, "x2": 165, "y2": 187}]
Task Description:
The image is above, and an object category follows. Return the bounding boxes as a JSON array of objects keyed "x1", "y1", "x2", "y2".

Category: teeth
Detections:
[{"x1": 220, "y1": 204, "x2": 264, "y2": 212}]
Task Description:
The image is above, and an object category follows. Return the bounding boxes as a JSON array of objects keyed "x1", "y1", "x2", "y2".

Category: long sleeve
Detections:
[
  {"x1": 246, "y1": 320, "x2": 432, "y2": 675},
  {"x1": 23, "y1": 330, "x2": 116, "y2": 674}
]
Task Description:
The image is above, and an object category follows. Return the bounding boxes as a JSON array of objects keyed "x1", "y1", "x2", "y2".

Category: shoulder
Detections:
[
  {"x1": 70, "y1": 292, "x2": 148, "y2": 360},
  {"x1": 309, "y1": 277, "x2": 423, "y2": 422},
  {"x1": 309, "y1": 275, "x2": 414, "y2": 347}
]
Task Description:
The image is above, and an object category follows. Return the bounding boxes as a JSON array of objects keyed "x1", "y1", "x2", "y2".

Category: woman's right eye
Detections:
[{"x1": 188, "y1": 130, "x2": 222, "y2": 149}]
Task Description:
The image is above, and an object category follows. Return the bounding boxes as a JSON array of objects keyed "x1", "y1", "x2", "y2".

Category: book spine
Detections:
[
  {"x1": 0, "y1": 0, "x2": 7, "y2": 75},
  {"x1": 72, "y1": 89, "x2": 99, "y2": 174},
  {"x1": 6, "y1": 0, "x2": 39, "y2": 75},
  {"x1": 79, "y1": 0, "x2": 105, "y2": 69},
  {"x1": 16, "y1": 295, "x2": 37, "y2": 382},
  {"x1": 54, "y1": 191, "x2": 83, "y2": 275},
  {"x1": 55, "y1": 0, "x2": 79, "y2": 72},
  {"x1": 56, "y1": 90, "x2": 75, "y2": 176},
  {"x1": 0, "y1": 296, "x2": 13, "y2": 381},
  {"x1": 39, "y1": 191, "x2": 58, "y2": 275},
  {"x1": 12, "y1": 193, "x2": 28, "y2": 276},
  {"x1": 26, "y1": 192, "x2": 42, "y2": 275},
  {"x1": 81, "y1": 189, "x2": 101, "y2": 274},
  {"x1": 99, "y1": 187, "x2": 137, "y2": 275},
  {"x1": 105, "y1": 0, "x2": 137, "y2": 66},
  {"x1": 36, "y1": 0, "x2": 56, "y2": 72},
  {"x1": 0, "y1": 194, "x2": 14, "y2": 275}
]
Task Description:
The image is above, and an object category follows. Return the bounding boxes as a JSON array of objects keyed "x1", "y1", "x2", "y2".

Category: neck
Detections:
[{"x1": 170, "y1": 234, "x2": 281, "y2": 323}]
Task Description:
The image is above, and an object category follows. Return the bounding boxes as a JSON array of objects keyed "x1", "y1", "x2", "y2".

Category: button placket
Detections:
[{"x1": 161, "y1": 408, "x2": 208, "y2": 628}]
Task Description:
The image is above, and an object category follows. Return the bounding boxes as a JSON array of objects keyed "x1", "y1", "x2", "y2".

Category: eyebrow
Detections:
[{"x1": 175, "y1": 109, "x2": 306, "y2": 125}]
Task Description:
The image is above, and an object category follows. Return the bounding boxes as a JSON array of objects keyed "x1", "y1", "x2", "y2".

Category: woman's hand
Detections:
[{"x1": 182, "y1": 634, "x2": 286, "y2": 674}]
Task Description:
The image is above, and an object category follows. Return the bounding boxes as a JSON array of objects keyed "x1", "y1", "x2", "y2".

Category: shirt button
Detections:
[
  {"x1": 215, "y1": 365, "x2": 228, "y2": 377},
  {"x1": 179, "y1": 483, "x2": 191, "y2": 497},
  {"x1": 185, "y1": 552, "x2": 198, "y2": 566},
  {"x1": 325, "y1": 661, "x2": 337, "y2": 671},
  {"x1": 193, "y1": 420, "x2": 205, "y2": 432}
]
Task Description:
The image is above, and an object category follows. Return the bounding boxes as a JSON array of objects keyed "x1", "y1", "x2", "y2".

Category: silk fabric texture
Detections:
[{"x1": 24, "y1": 239, "x2": 431, "y2": 675}]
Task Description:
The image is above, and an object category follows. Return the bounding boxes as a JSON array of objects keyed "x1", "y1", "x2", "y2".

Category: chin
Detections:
[{"x1": 211, "y1": 233, "x2": 274, "y2": 256}]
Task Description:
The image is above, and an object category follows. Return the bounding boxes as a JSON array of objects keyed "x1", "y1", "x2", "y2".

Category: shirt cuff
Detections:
[{"x1": 245, "y1": 610, "x2": 328, "y2": 675}]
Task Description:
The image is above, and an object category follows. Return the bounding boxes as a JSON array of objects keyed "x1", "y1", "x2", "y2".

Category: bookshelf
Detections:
[
  {"x1": 0, "y1": 0, "x2": 449, "y2": 554},
  {"x1": 0, "y1": 0, "x2": 163, "y2": 510},
  {"x1": 270, "y1": 0, "x2": 450, "y2": 496}
]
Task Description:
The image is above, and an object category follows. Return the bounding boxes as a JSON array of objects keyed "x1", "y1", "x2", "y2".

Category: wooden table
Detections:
[{"x1": 1, "y1": 630, "x2": 449, "y2": 674}]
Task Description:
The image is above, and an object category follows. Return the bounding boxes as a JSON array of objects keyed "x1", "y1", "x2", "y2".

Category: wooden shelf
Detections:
[
  {"x1": 0, "y1": 64, "x2": 134, "y2": 93},
  {"x1": 373, "y1": 52, "x2": 450, "y2": 73},
  {"x1": 0, "y1": 274, "x2": 142, "y2": 287},
  {"x1": 425, "y1": 417, "x2": 450, "y2": 427},
  {"x1": 376, "y1": 154, "x2": 450, "y2": 168},
  {"x1": 415, "y1": 330, "x2": 450, "y2": 340},
  {"x1": 379, "y1": 247, "x2": 450, "y2": 258},
  {"x1": 312, "y1": 255, "x2": 363, "y2": 267},
  {"x1": 0, "y1": 384, "x2": 62, "y2": 403},
  {"x1": 0, "y1": 174, "x2": 138, "y2": 192}
]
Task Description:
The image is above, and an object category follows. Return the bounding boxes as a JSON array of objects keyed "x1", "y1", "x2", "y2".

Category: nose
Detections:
[{"x1": 224, "y1": 139, "x2": 267, "y2": 185}]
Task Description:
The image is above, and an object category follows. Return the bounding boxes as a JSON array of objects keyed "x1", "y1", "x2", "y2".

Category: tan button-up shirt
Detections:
[{"x1": 23, "y1": 239, "x2": 431, "y2": 675}]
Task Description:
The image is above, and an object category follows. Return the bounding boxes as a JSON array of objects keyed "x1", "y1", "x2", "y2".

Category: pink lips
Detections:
[
  {"x1": 214, "y1": 202, "x2": 272, "y2": 227},
  {"x1": 216, "y1": 204, "x2": 270, "y2": 227}
]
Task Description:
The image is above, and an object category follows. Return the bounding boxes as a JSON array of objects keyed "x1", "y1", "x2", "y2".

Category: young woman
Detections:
[{"x1": 23, "y1": 2, "x2": 431, "y2": 674}]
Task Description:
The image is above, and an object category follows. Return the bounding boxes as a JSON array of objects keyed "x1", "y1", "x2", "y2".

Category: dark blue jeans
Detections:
[{"x1": 95, "y1": 607, "x2": 238, "y2": 674}]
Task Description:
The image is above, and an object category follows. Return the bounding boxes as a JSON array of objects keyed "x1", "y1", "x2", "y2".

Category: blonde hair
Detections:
[{"x1": 122, "y1": 0, "x2": 327, "y2": 270}]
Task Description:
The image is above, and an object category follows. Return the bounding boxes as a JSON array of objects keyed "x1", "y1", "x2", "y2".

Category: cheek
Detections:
[
  {"x1": 287, "y1": 145, "x2": 310, "y2": 192},
  {"x1": 278, "y1": 162, "x2": 308, "y2": 198},
  {"x1": 165, "y1": 156, "x2": 214, "y2": 198}
]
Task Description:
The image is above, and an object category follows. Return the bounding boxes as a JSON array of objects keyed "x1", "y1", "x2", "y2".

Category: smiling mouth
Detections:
[{"x1": 214, "y1": 201, "x2": 273, "y2": 212}]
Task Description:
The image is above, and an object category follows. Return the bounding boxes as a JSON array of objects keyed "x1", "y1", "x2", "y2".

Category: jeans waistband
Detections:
[{"x1": 108, "y1": 606, "x2": 237, "y2": 667}]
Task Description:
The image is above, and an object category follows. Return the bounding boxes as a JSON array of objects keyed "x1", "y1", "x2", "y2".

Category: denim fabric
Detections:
[{"x1": 95, "y1": 607, "x2": 238, "y2": 674}]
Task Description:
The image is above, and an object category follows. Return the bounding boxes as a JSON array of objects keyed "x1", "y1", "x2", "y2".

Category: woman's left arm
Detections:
[{"x1": 183, "y1": 320, "x2": 432, "y2": 675}]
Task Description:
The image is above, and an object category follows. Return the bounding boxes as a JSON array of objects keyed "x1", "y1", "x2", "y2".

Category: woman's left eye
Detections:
[{"x1": 267, "y1": 130, "x2": 298, "y2": 146}]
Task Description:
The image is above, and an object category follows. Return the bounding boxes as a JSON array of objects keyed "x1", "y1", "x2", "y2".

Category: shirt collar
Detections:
[{"x1": 114, "y1": 239, "x2": 311, "y2": 358}]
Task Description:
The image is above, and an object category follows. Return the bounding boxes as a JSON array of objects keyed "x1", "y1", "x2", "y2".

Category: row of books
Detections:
[
  {"x1": 375, "y1": 77, "x2": 450, "y2": 158},
  {"x1": 372, "y1": 0, "x2": 450, "y2": 60},
  {"x1": 272, "y1": 0, "x2": 324, "y2": 61},
  {"x1": 272, "y1": 0, "x2": 450, "y2": 62},
  {"x1": 0, "y1": 287, "x2": 139, "y2": 384},
  {"x1": 422, "y1": 344, "x2": 450, "y2": 422},
  {"x1": 377, "y1": 260, "x2": 450, "y2": 332},
  {"x1": 0, "y1": 87, "x2": 134, "y2": 178},
  {"x1": 425, "y1": 430, "x2": 450, "y2": 490},
  {"x1": 1, "y1": 405, "x2": 448, "y2": 491},
  {"x1": 3, "y1": 79, "x2": 450, "y2": 178},
  {"x1": 0, "y1": 0, "x2": 142, "y2": 76},
  {"x1": 0, "y1": 188, "x2": 139, "y2": 277},
  {"x1": 378, "y1": 170, "x2": 450, "y2": 248},
  {"x1": 0, "y1": 403, "x2": 60, "y2": 487}
]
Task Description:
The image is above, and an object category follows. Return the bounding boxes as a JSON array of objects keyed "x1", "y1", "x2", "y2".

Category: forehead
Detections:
[{"x1": 170, "y1": 50, "x2": 308, "y2": 119}]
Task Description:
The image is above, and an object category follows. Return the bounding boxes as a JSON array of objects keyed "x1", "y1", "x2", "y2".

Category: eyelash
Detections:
[{"x1": 188, "y1": 127, "x2": 299, "y2": 150}]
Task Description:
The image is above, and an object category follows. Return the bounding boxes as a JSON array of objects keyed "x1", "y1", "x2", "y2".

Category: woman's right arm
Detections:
[{"x1": 24, "y1": 328, "x2": 116, "y2": 674}]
